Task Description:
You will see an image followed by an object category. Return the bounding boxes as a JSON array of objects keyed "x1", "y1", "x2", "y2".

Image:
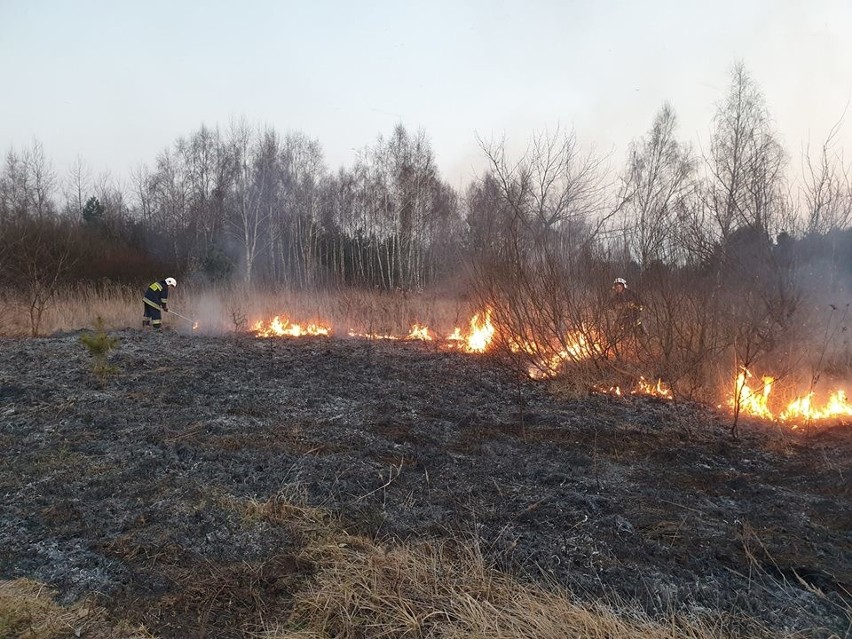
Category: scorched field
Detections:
[{"x1": 0, "y1": 329, "x2": 850, "y2": 638}]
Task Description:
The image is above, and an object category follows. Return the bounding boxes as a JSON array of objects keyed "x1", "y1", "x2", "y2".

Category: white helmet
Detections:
[
  {"x1": 613, "y1": 277, "x2": 627, "y2": 287},
  {"x1": 165, "y1": 277, "x2": 177, "y2": 287}
]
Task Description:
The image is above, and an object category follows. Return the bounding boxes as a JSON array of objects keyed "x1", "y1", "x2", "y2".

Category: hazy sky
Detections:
[{"x1": 1, "y1": 0, "x2": 851, "y2": 190}]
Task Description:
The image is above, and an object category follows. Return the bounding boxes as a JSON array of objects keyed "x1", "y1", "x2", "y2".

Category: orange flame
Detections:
[
  {"x1": 779, "y1": 390, "x2": 852, "y2": 423},
  {"x1": 253, "y1": 316, "x2": 331, "y2": 338},
  {"x1": 592, "y1": 377, "x2": 672, "y2": 400},
  {"x1": 446, "y1": 327, "x2": 464, "y2": 343},
  {"x1": 513, "y1": 330, "x2": 601, "y2": 379},
  {"x1": 348, "y1": 323, "x2": 434, "y2": 342},
  {"x1": 446, "y1": 309, "x2": 495, "y2": 353},
  {"x1": 730, "y1": 368, "x2": 852, "y2": 426},
  {"x1": 593, "y1": 384, "x2": 623, "y2": 396},
  {"x1": 633, "y1": 376, "x2": 674, "y2": 400},
  {"x1": 406, "y1": 324, "x2": 433, "y2": 341},
  {"x1": 254, "y1": 308, "x2": 492, "y2": 352},
  {"x1": 732, "y1": 370, "x2": 775, "y2": 420}
]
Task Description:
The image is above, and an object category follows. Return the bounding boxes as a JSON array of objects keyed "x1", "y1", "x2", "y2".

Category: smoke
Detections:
[
  {"x1": 788, "y1": 236, "x2": 852, "y2": 387},
  {"x1": 174, "y1": 283, "x2": 474, "y2": 342},
  {"x1": 191, "y1": 292, "x2": 231, "y2": 336}
]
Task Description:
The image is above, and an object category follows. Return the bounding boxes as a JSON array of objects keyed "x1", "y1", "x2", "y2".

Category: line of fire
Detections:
[{"x1": 248, "y1": 307, "x2": 852, "y2": 431}]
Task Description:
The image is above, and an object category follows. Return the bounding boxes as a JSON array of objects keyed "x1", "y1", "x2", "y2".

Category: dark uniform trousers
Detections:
[{"x1": 143, "y1": 280, "x2": 169, "y2": 329}]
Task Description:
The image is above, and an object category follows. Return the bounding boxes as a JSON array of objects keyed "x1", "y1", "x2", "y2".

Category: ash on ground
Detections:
[{"x1": 1, "y1": 330, "x2": 850, "y2": 637}]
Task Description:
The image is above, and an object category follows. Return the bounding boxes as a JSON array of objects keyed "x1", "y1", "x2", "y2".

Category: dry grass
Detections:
[
  {"x1": 225, "y1": 285, "x2": 469, "y2": 338},
  {"x1": 231, "y1": 491, "x2": 785, "y2": 639},
  {"x1": 287, "y1": 541, "x2": 729, "y2": 639},
  {"x1": 0, "y1": 283, "x2": 471, "y2": 338},
  {"x1": 0, "y1": 282, "x2": 140, "y2": 337},
  {"x1": 0, "y1": 496, "x2": 810, "y2": 639},
  {"x1": 0, "y1": 578, "x2": 154, "y2": 639}
]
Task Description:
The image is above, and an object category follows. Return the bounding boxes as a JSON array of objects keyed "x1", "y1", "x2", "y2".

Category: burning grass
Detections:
[
  {"x1": 252, "y1": 316, "x2": 332, "y2": 337},
  {"x1": 730, "y1": 368, "x2": 852, "y2": 428},
  {"x1": 347, "y1": 323, "x2": 436, "y2": 341},
  {"x1": 7, "y1": 281, "x2": 852, "y2": 431},
  {"x1": 0, "y1": 282, "x2": 469, "y2": 340},
  {"x1": 592, "y1": 376, "x2": 674, "y2": 401}
]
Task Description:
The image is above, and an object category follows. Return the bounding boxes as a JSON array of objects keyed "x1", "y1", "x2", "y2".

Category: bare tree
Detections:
[
  {"x1": 479, "y1": 127, "x2": 610, "y2": 241},
  {"x1": 0, "y1": 141, "x2": 59, "y2": 223},
  {"x1": 802, "y1": 119, "x2": 852, "y2": 235},
  {"x1": 24, "y1": 140, "x2": 57, "y2": 221},
  {"x1": 0, "y1": 149, "x2": 32, "y2": 221},
  {"x1": 62, "y1": 155, "x2": 92, "y2": 221},
  {"x1": 477, "y1": 127, "x2": 615, "y2": 278},
  {"x1": 381, "y1": 125, "x2": 445, "y2": 291},
  {"x1": 706, "y1": 63, "x2": 786, "y2": 243},
  {"x1": 143, "y1": 147, "x2": 190, "y2": 265},
  {"x1": 93, "y1": 172, "x2": 131, "y2": 234},
  {"x1": 468, "y1": 128, "x2": 619, "y2": 383},
  {"x1": 276, "y1": 131, "x2": 326, "y2": 288},
  {"x1": 329, "y1": 126, "x2": 454, "y2": 291},
  {"x1": 2, "y1": 218, "x2": 79, "y2": 336},
  {"x1": 619, "y1": 103, "x2": 695, "y2": 269},
  {"x1": 226, "y1": 120, "x2": 272, "y2": 286},
  {"x1": 178, "y1": 125, "x2": 235, "y2": 269},
  {"x1": 130, "y1": 163, "x2": 154, "y2": 226},
  {"x1": 465, "y1": 173, "x2": 514, "y2": 254}
]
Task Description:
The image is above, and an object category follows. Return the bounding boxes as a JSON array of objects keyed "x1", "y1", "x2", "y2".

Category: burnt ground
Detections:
[{"x1": 0, "y1": 330, "x2": 850, "y2": 637}]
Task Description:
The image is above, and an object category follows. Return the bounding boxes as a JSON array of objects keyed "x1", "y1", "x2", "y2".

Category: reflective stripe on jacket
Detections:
[{"x1": 143, "y1": 280, "x2": 169, "y2": 309}]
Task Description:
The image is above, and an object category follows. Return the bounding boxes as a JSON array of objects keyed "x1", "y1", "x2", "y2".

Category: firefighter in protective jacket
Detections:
[
  {"x1": 143, "y1": 278, "x2": 176, "y2": 329},
  {"x1": 609, "y1": 277, "x2": 644, "y2": 339}
]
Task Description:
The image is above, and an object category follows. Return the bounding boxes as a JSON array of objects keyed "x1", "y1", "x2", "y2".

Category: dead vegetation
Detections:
[
  {"x1": 0, "y1": 499, "x2": 796, "y2": 639},
  {"x1": 0, "y1": 578, "x2": 154, "y2": 639},
  {"x1": 1, "y1": 331, "x2": 850, "y2": 638},
  {"x1": 236, "y1": 492, "x2": 785, "y2": 639}
]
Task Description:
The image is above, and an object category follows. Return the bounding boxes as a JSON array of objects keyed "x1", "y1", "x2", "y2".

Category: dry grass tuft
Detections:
[
  {"x1": 0, "y1": 579, "x2": 70, "y2": 639},
  {"x1": 286, "y1": 541, "x2": 760, "y2": 639},
  {"x1": 0, "y1": 578, "x2": 155, "y2": 639},
  {"x1": 230, "y1": 491, "x2": 783, "y2": 639},
  {"x1": 0, "y1": 282, "x2": 140, "y2": 336}
]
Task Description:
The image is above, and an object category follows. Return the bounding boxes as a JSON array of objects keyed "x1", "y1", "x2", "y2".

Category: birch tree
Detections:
[
  {"x1": 226, "y1": 120, "x2": 269, "y2": 286},
  {"x1": 63, "y1": 155, "x2": 92, "y2": 221},
  {"x1": 619, "y1": 103, "x2": 694, "y2": 269}
]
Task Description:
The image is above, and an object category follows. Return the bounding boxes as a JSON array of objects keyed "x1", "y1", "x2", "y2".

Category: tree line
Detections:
[
  {"x1": 0, "y1": 121, "x2": 463, "y2": 292},
  {"x1": 1, "y1": 63, "x2": 850, "y2": 325}
]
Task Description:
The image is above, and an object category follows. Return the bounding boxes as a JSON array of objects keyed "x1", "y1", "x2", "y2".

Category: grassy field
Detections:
[{"x1": 0, "y1": 283, "x2": 474, "y2": 339}]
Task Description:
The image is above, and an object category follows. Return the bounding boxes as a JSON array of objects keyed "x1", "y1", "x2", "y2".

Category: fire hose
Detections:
[
  {"x1": 168, "y1": 310, "x2": 197, "y2": 325},
  {"x1": 146, "y1": 301, "x2": 197, "y2": 327}
]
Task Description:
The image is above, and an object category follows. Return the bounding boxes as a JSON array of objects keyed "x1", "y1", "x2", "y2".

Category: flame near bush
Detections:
[{"x1": 731, "y1": 368, "x2": 852, "y2": 427}]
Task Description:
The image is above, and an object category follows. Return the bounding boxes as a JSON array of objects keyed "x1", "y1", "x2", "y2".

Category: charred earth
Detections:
[{"x1": 1, "y1": 330, "x2": 850, "y2": 637}]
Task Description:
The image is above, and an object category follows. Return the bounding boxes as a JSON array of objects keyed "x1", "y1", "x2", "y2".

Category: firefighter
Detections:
[
  {"x1": 142, "y1": 277, "x2": 176, "y2": 330},
  {"x1": 609, "y1": 277, "x2": 645, "y2": 339}
]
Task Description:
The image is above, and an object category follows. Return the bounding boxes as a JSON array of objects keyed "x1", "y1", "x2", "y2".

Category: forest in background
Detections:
[{"x1": 2, "y1": 63, "x2": 852, "y2": 417}]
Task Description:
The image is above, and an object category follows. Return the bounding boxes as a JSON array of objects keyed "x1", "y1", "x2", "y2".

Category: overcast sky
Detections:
[{"x1": 1, "y1": 0, "x2": 851, "y2": 190}]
